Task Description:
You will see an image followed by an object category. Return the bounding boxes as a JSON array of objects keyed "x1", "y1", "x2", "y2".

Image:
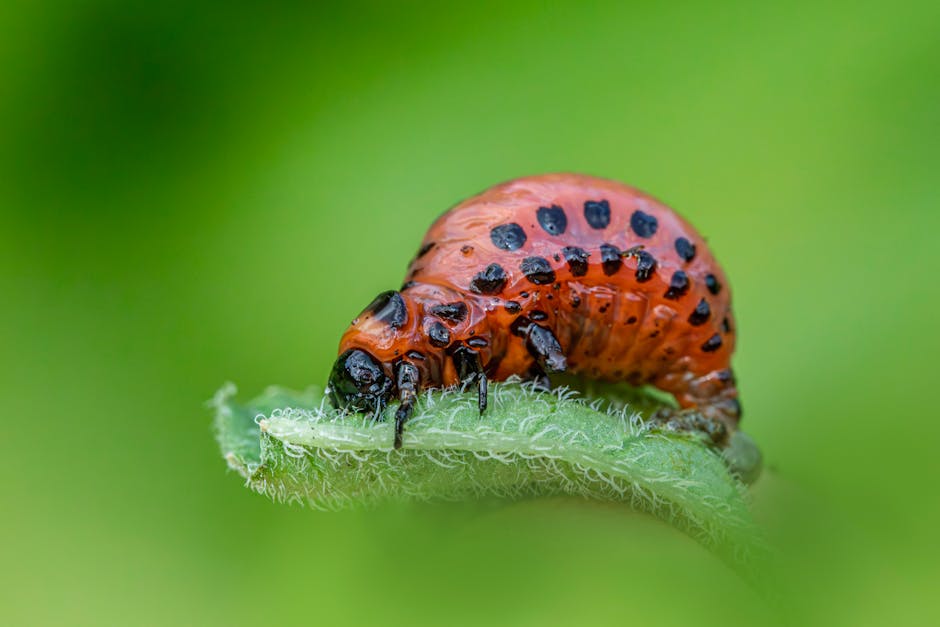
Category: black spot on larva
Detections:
[
  {"x1": 520, "y1": 291, "x2": 530, "y2": 298},
  {"x1": 722, "y1": 317, "x2": 732, "y2": 333},
  {"x1": 520, "y1": 256, "x2": 555, "y2": 285},
  {"x1": 406, "y1": 350, "x2": 426, "y2": 361},
  {"x1": 664, "y1": 271, "x2": 690, "y2": 300},
  {"x1": 630, "y1": 210, "x2": 658, "y2": 238},
  {"x1": 429, "y1": 302, "x2": 468, "y2": 324},
  {"x1": 467, "y1": 337, "x2": 489, "y2": 348},
  {"x1": 584, "y1": 200, "x2": 611, "y2": 229},
  {"x1": 701, "y1": 333, "x2": 723, "y2": 352},
  {"x1": 428, "y1": 322, "x2": 451, "y2": 347},
  {"x1": 364, "y1": 291, "x2": 408, "y2": 328},
  {"x1": 728, "y1": 398, "x2": 742, "y2": 418},
  {"x1": 688, "y1": 298, "x2": 711, "y2": 326},
  {"x1": 705, "y1": 273, "x2": 722, "y2": 295},
  {"x1": 570, "y1": 293, "x2": 582, "y2": 308},
  {"x1": 717, "y1": 368, "x2": 735, "y2": 384},
  {"x1": 460, "y1": 245, "x2": 474, "y2": 255},
  {"x1": 633, "y1": 250, "x2": 657, "y2": 282},
  {"x1": 504, "y1": 301, "x2": 522, "y2": 314},
  {"x1": 529, "y1": 310, "x2": 548, "y2": 321},
  {"x1": 600, "y1": 244, "x2": 622, "y2": 275},
  {"x1": 490, "y1": 223, "x2": 527, "y2": 250},
  {"x1": 416, "y1": 241, "x2": 435, "y2": 258},
  {"x1": 561, "y1": 246, "x2": 589, "y2": 276},
  {"x1": 626, "y1": 316, "x2": 638, "y2": 324},
  {"x1": 470, "y1": 263, "x2": 507, "y2": 295},
  {"x1": 536, "y1": 205, "x2": 567, "y2": 236},
  {"x1": 675, "y1": 237, "x2": 696, "y2": 262}
]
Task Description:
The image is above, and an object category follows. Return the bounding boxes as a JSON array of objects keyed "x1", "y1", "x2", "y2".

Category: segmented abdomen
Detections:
[{"x1": 404, "y1": 173, "x2": 735, "y2": 405}]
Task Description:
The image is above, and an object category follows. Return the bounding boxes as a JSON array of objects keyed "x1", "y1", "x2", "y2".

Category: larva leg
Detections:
[
  {"x1": 648, "y1": 408, "x2": 729, "y2": 445},
  {"x1": 524, "y1": 365, "x2": 552, "y2": 391},
  {"x1": 650, "y1": 368, "x2": 761, "y2": 482},
  {"x1": 651, "y1": 406, "x2": 761, "y2": 483},
  {"x1": 451, "y1": 346, "x2": 488, "y2": 414},
  {"x1": 477, "y1": 370, "x2": 488, "y2": 413},
  {"x1": 393, "y1": 361, "x2": 420, "y2": 449},
  {"x1": 650, "y1": 368, "x2": 740, "y2": 442},
  {"x1": 525, "y1": 324, "x2": 567, "y2": 374}
]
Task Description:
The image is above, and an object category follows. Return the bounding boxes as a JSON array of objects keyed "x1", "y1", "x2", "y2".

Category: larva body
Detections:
[{"x1": 329, "y1": 174, "x2": 740, "y2": 448}]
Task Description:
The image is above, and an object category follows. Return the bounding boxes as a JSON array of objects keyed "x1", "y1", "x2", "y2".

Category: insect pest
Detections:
[{"x1": 328, "y1": 174, "x2": 740, "y2": 449}]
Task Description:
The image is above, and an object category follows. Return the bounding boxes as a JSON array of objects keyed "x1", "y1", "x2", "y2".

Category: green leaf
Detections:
[{"x1": 211, "y1": 381, "x2": 764, "y2": 568}]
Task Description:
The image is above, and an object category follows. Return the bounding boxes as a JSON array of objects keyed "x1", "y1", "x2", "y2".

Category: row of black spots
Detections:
[
  {"x1": 471, "y1": 242, "x2": 665, "y2": 293},
  {"x1": 493, "y1": 200, "x2": 668, "y2": 256},
  {"x1": 584, "y1": 200, "x2": 659, "y2": 240},
  {"x1": 425, "y1": 328, "x2": 490, "y2": 351}
]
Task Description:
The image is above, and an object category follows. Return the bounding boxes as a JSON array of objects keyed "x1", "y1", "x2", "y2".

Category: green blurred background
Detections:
[{"x1": 1, "y1": 1, "x2": 937, "y2": 624}]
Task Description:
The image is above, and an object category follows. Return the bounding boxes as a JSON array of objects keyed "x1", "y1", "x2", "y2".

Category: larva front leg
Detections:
[
  {"x1": 393, "y1": 361, "x2": 421, "y2": 449},
  {"x1": 451, "y1": 346, "x2": 488, "y2": 413}
]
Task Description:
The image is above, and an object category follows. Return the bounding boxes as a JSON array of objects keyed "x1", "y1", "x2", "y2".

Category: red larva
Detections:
[{"x1": 328, "y1": 174, "x2": 740, "y2": 448}]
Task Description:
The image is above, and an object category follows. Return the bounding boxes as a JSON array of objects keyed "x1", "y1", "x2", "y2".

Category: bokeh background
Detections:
[{"x1": 2, "y1": 1, "x2": 938, "y2": 625}]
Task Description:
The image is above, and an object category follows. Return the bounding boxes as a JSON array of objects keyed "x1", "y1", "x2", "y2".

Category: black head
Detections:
[{"x1": 328, "y1": 348, "x2": 393, "y2": 416}]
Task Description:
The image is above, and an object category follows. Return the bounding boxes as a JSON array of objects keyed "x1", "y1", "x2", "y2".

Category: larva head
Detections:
[
  {"x1": 327, "y1": 290, "x2": 414, "y2": 414},
  {"x1": 328, "y1": 285, "x2": 487, "y2": 415},
  {"x1": 328, "y1": 347, "x2": 393, "y2": 415}
]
